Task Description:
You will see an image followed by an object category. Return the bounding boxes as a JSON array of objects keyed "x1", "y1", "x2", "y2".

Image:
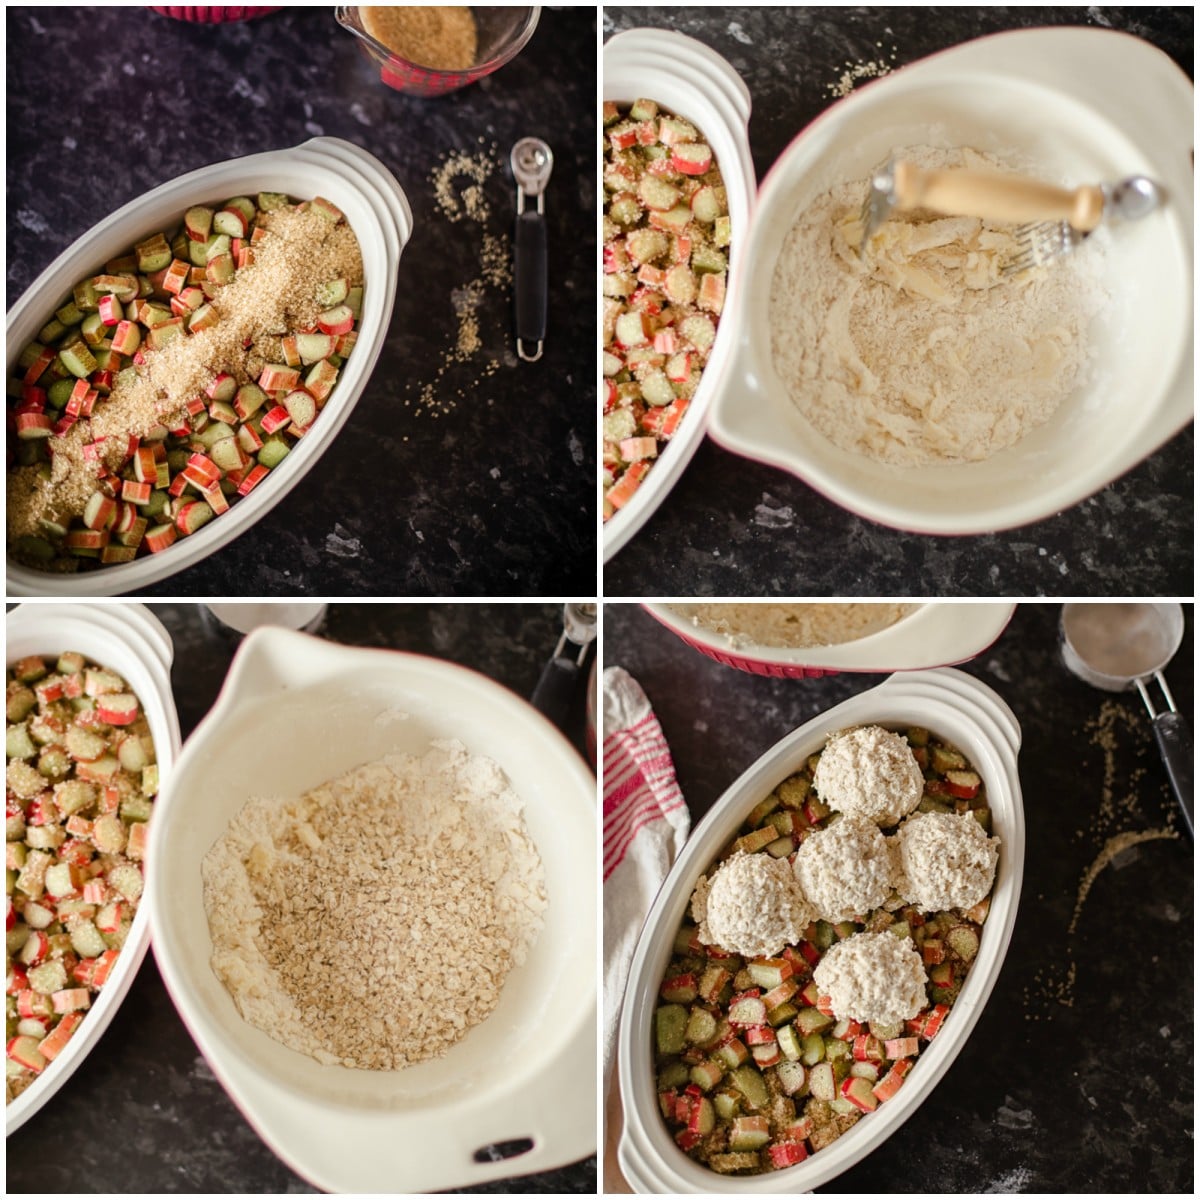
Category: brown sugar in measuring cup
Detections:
[
  {"x1": 336, "y1": 6, "x2": 540, "y2": 96},
  {"x1": 361, "y1": 6, "x2": 478, "y2": 71}
]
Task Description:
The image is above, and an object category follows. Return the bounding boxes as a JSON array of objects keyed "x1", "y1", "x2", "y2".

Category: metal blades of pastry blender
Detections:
[
  {"x1": 531, "y1": 603, "x2": 596, "y2": 729},
  {"x1": 511, "y1": 137, "x2": 553, "y2": 361}
]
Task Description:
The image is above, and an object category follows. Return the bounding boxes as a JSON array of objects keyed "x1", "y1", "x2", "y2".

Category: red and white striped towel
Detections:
[{"x1": 602, "y1": 666, "x2": 689, "y2": 1091}]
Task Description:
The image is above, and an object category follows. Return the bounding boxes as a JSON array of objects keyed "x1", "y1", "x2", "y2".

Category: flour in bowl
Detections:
[
  {"x1": 770, "y1": 146, "x2": 1108, "y2": 466},
  {"x1": 202, "y1": 739, "x2": 546, "y2": 1070}
]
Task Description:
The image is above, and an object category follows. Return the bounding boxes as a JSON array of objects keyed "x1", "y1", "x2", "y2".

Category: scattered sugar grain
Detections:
[{"x1": 825, "y1": 48, "x2": 898, "y2": 98}]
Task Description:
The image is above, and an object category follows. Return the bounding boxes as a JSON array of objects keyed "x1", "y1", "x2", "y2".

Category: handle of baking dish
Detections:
[
  {"x1": 617, "y1": 1118, "x2": 665, "y2": 1194},
  {"x1": 607, "y1": 28, "x2": 751, "y2": 128},
  {"x1": 296, "y1": 136, "x2": 414, "y2": 254},
  {"x1": 105, "y1": 603, "x2": 175, "y2": 681},
  {"x1": 882, "y1": 667, "x2": 1021, "y2": 770}
]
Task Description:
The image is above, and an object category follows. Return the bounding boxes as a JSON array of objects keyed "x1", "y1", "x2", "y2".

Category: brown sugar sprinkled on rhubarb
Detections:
[{"x1": 6, "y1": 203, "x2": 362, "y2": 543}]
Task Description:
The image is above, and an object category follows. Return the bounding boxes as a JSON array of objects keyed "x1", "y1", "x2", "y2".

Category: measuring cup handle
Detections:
[
  {"x1": 1152, "y1": 710, "x2": 1193, "y2": 839},
  {"x1": 514, "y1": 209, "x2": 547, "y2": 358}
]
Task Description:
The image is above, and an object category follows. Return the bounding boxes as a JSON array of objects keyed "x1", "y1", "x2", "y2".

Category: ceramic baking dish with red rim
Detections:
[{"x1": 643, "y1": 602, "x2": 1015, "y2": 678}]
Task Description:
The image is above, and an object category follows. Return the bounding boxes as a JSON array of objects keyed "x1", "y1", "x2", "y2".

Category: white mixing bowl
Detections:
[
  {"x1": 709, "y1": 27, "x2": 1193, "y2": 534},
  {"x1": 147, "y1": 627, "x2": 596, "y2": 1193},
  {"x1": 617, "y1": 667, "x2": 1024, "y2": 1192},
  {"x1": 6, "y1": 137, "x2": 412, "y2": 595}
]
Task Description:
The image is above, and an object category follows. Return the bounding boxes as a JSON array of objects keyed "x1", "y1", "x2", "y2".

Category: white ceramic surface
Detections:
[
  {"x1": 617, "y1": 668, "x2": 1024, "y2": 1193},
  {"x1": 644, "y1": 601, "x2": 1016, "y2": 674},
  {"x1": 709, "y1": 27, "x2": 1193, "y2": 534},
  {"x1": 603, "y1": 29, "x2": 757, "y2": 562},
  {"x1": 147, "y1": 628, "x2": 597, "y2": 1193},
  {"x1": 7, "y1": 137, "x2": 412, "y2": 595},
  {"x1": 5, "y1": 603, "x2": 181, "y2": 1136}
]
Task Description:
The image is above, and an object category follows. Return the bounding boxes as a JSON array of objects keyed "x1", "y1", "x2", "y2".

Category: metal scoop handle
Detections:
[
  {"x1": 511, "y1": 138, "x2": 553, "y2": 363},
  {"x1": 514, "y1": 210, "x2": 547, "y2": 359},
  {"x1": 1136, "y1": 673, "x2": 1193, "y2": 838}
]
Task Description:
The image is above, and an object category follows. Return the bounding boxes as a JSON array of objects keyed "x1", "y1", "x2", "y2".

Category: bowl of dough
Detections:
[
  {"x1": 644, "y1": 602, "x2": 1015, "y2": 678},
  {"x1": 708, "y1": 27, "x2": 1192, "y2": 534},
  {"x1": 147, "y1": 626, "x2": 596, "y2": 1192},
  {"x1": 617, "y1": 667, "x2": 1024, "y2": 1192}
]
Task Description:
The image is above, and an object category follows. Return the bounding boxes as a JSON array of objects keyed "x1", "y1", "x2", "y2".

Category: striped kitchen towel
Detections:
[{"x1": 602, "y1": 666, "x2": 689, "y2": 1091}]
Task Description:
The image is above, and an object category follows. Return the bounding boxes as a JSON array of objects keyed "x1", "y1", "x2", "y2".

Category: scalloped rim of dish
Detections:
[
  {"x1": 5, "y1": 603, "x2": 181, "y2": 1137},
  {"x1": 602, "y1": 28, "x2": 757, "y2": 562},
  {"x1": 643, "y1": 602, "x2": 1016, "y2": 672},
  {"x1": 6, "y1": 137, "x2": 412, "y2": 596},
  {"x1": 617, "y1": 667, "x2": 1024, "y2": 1193}
]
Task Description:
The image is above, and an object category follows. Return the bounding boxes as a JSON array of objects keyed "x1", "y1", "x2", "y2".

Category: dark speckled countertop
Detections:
[
  {"x1": 602, "y1": 7, "x2": 1194, "y2": 597},
  {"x1": 603, "y1": 601, "x2": 1193, "y2": 1192},
  {"x1": 4, "y1": 602, "x2": 596, "y2": 1194},
  {"x1": 6, "y1": 6, "x2": 595, "y2": 597}
]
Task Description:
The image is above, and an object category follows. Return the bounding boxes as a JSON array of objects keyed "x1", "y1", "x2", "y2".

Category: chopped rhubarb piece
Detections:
[
  {"x1": 923, "y1": 1003, "x2": 951, "y2": 1040},
  {"x1": 840, "y1": 1074, "x2": 879, "y2": 1113},
  {"x1": 37, "y1": 1011, "x2": 83, "y2": 1061},
  {"x1": 7, "y1": 1036, "x2": 47, "y2": 1074},
  {"x1": 767, "y1": 1140, "x2": 808, "y2": 1169}
]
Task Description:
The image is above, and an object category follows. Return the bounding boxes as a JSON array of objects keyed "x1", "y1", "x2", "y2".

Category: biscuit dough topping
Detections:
[
  {"x1": 812, "y1": 931, "x2": 928, "y2": 1025},
  {"x1": 893, "y1": 810, "x2": 1000, "y2": 912},
  {"x1": 691, "y1": 851, "x2": 813, "y2": 959},
  {"x1": 792, "y1": 816, "x2": 893, "y2": 923},
  {"x1": 812, "y1": 725, "x2": 923, "y2": 826}
]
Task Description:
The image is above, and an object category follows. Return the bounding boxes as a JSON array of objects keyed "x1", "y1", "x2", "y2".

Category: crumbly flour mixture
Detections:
[
  {"x1": 770, "y1": 146, "x2": 1108, "y2": 465},
  {"x1": 669, "y1": 602, "x2": 916, "y2": 650},
  {"x1": 203, "y1": 739, "x2": 546, "y2": 1070}
]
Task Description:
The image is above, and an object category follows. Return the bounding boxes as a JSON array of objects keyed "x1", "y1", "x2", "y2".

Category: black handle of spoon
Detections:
[
  {"x1": 1152, "y1": 711, "x2": 1193, "y2": 839},
  {"x1": 514, "y1": 209, "x2": 547, "y2": 355}
]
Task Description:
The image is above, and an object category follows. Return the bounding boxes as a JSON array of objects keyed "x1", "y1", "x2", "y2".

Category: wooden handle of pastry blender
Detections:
[{"x1": 892, "y1": 159, "x2": 1105, "y2": 231}]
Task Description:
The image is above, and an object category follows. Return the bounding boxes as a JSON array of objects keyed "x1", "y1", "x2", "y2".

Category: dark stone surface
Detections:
[
  {"x1": 4, "y1": 603, "x2": 596, "y2": 1194},
  {"x1": 604, "y1": 601, "x2": 1193, "y2": 1192},
  {"x1": 6, "y1": 6, "x2": 595, "y2": 597},
  {"x1": 602, "y1": 7, "x2": 1194, "y2": 597}
]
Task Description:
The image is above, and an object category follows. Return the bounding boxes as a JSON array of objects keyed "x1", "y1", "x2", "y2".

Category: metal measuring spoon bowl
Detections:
[
  {"x1": 1061, "y1": 602, "x2": 1192, "y2": 837},
  {"x1": 1102, "y1": 175, "x2": 1166, "y2": 223}
]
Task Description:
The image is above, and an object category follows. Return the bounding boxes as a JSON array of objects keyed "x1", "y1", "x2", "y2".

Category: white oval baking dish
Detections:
[
  {"x1": 708, "y1": 27, "x2": 1192, "y2": 534},
  {"x1": 5, "y1": 602, "x2": 181, "y2": 1136},
  {"x1": 643, "y1": 601, "x2": 1015, "y2": 678},
  {"x1": 617, "y1": 667, "x2": 1024, "y2": 1192},
  {"x1": 147, "y1": 627, "x2": 596, "y2": 1193},
  {"x1": 603, "y1": 29, "x2": 757, "y2": 562},
  {"x1": 6, "y1": 137, "x2": 412, "y2": 596}
]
